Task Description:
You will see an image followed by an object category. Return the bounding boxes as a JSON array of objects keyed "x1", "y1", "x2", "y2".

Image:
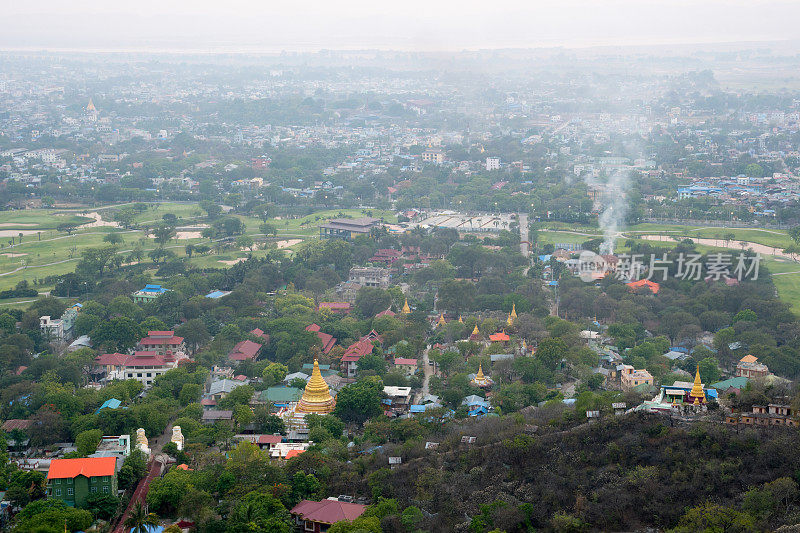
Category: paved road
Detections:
[
  {"x1": 111, "y1": 422, "x2": 174, "y2": 533},
  {"x1": 414, "y1": 345, "x2": 434, "y2": 404},
  {"x1": 518, "y1": 213, "x2": 530, "y2": 257}
]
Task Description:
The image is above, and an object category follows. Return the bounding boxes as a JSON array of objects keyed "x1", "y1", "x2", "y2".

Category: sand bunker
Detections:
[
  {"x1": 218, "y1": 257, "x2": 248, "y2": 265},
  {"x1": 0, "y1": 230, "x2": 40, "y2": 237},
  {"x1": 275, "y1": 239, "x2": 302, "y2": 249},
  {"x1": 1, "y1": 253, "x2": 28, "y2": 257},
  {"x1": 0, "y1": 223, "x2": 36, "y2": 227},
  {"x1": 638, "y1": 234, "x2": 795, "y2": 260},
  {"x1": 78, "y1": 212, "x2": 120, "y2": 228}
]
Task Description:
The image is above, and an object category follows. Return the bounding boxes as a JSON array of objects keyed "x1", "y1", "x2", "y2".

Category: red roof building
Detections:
[
  {"x1": 94, "y1": 351, "x2": 175, "y2": 388},
  {"x1": 340, "y1": 331, "x2": 383, "y2": 377},
  {"x1": 250, "y1": 328, "x2": 270, "y2": 343},
  {"x1": 2, "y1": 419, "x2": 31, "y2": 431},
  {"x1": 290, "y1": 499, "x2": 367, "y2": 533},
  {"x1": 369, "y1": 249, "x2": 402, "y2": 265},
  {"x1": 228, "y1": 340, "x2": 263, "y2": 362},
  {"x1": 137, "y1": 331, "x2": 185, "y2": 356},
  {"x1": 375, "y1": 308, "x2": 396, "y2": 318},
  {"x1": 306, "y1": 324, "x2": 337, "y2": 354}
]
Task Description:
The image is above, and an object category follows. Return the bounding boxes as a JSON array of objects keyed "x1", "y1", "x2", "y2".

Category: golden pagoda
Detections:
[
  {"x1": 521, "y1": 339, "x2": 527, "y2": 353},
  {"x1": 469, "y1": 323, "x2": 481, "y2": 341},
  {"x1": 401, "y1": 298, "x2": 411, "y2": 314},
  {"x1": 689, "y1": 365, "x2": 706, "y2": 405},
  {"x1": 437, "y1": 313, "x2": 446, "y2": 327},
  {"x1": 511, "y1": 303, "x2": 517, "y2": 319},
  {"x1": 471, "y1": 362, "x2": 493, "y2": 387},
  {"x1": 506, "y1": 313, "x2": 513, "y2": 326},
  {"x1": 295, "y1": 360, "x2": 336, "y2": 414},
  {"x1": 458, "y1": 316, "x2": 464, "y2": 323}
]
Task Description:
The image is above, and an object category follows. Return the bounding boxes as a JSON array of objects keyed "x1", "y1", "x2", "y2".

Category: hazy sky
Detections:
[{"x1": 2, "y1": 0, "x2": 799, "y2": 52}]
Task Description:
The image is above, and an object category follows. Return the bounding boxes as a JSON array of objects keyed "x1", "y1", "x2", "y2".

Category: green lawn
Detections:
[
  {"x1": 624, "y1": 224, "x2": 792, "y2": 250},
  {"x1": 0, "y1": 205, "x2": 394, "y2": 293},
  {"x1": 0, "y1": 210, "x2": 93, "y2": 230}
]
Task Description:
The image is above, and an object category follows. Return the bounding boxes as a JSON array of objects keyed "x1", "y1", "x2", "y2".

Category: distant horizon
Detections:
[
  {"x1": 3, "y1": 0, "x2": 800, "y2": 55},
  {"x1": 0, "y1": 37, "x2": 798, "y2": 57}
]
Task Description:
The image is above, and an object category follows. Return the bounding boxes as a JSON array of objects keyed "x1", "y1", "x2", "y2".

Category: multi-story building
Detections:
[
  {"x1": 47, "y1": 457, "x2": 117, "y2": 507},
  {"x1": 619, "y1": 365, "x2": 654, "y2": 391},
  {"x1": 136, "y1": 331, "x2": 185, "y2": 356},
  {"x1": 39, "y1": 303, "x2": 81, "y2": 342},
  {"x1": 94, "y1": 351, "x2": 182, "y2": 388},
  {"x1": 131, "y1": 284, "x2": 169, "y2": 303},
  {"x1": 319, "y1": 218, "x2": 379, "y2": 241},
  {"x1": 485, "y1": 157, "x2": 500, "y2": 171},
  {"x1": 422, "y1": 149, "x2": 444, "y2": 164},
  {"x1": 348, "y1": 266, "x2": 390, "y2": 288},
  {"x1": 726, "y1": 404, "x2": 800, "y2": 427},
  {"x1": 735, "y1": 354, "x2": 770, "y2": 379}
]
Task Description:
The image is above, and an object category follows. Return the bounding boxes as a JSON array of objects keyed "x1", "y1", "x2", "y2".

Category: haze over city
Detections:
[
  {"x1": 6, "y1": 2, "x2": 800, "y2": 532},
  {"x1": 3, "y1": 0, "x2": 800, "y2": 52}
]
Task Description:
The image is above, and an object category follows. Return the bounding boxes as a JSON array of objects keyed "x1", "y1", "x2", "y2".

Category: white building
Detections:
[{"x1": 485, "y1": 157, "x2": 500, "y2": 171}]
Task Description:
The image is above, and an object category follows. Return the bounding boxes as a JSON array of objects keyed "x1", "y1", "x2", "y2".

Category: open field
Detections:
[
  {"x1": 0, "y1": 210, "x2": 93, "y2": 231},
  {"x1": 0, "y1": 204, "x2": 395, "y2": 294}
]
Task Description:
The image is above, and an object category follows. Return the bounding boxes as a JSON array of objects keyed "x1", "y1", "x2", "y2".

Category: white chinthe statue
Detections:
[{"x1": 170, "y1": 426, "x2": 184, "y2": 451}]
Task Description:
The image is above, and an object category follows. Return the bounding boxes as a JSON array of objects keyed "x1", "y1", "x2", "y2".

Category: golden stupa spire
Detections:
[
  {"x1": 437, "y1": 313, "x2": 446, "y2": 327},
  {"x1": 458, "y1": 316, "x2": 464, "y2": 323},
  {"x1": 507, "y1": 313, "x2": 513, "y2": 326},
  {"x1": 402, "y1": 298, "x2": 411, "y2": 314},
  {"x1": 689, "y1": 364, "x2": 706, "y2": 405},
  {"x1": 521, "y1": 339, "x2": 527, "y2": 352},
  {"x1": 472, "y1": 324, "x2": 480, "y2": 335},
  {"x1": 296, "y1": 359, "x2": 335, "y2": 414},
  {"x1": 511, "y1": 303, "x2": 517, "y2": 319},
  {"x1": 472, "y1": 362, "x2": 492, "y2": 386}
]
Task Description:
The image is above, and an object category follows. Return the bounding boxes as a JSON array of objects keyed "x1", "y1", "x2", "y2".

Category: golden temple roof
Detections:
[
  {"x1": 401, "y1": 298, "x2": 411, "y2": 314},
  {"x1": 689, "y1": 365, "x2": 706, "y2": 405},
  {"x1": 295, "y1": 359, "x2": 335, "y2": 414},
  {"x1": 471, "y1": 324, "x2": 480, "y2": 335}
]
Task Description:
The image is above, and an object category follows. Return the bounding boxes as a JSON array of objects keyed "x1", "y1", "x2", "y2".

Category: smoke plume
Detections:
[{"x1": 598, "y1": 170, "x2": 631, "y2": 255}]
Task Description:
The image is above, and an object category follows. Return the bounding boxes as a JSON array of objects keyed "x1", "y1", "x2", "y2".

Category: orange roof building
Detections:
[
  {"x1": 626, "y1": 279, "x2": 660, "y2": 294},
  {"x1": 488, "y1": 330, "x2": 510, "y2": 343},
  {"x1": 47, "y1": 457, "x2": 118, "y2": 507}
]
